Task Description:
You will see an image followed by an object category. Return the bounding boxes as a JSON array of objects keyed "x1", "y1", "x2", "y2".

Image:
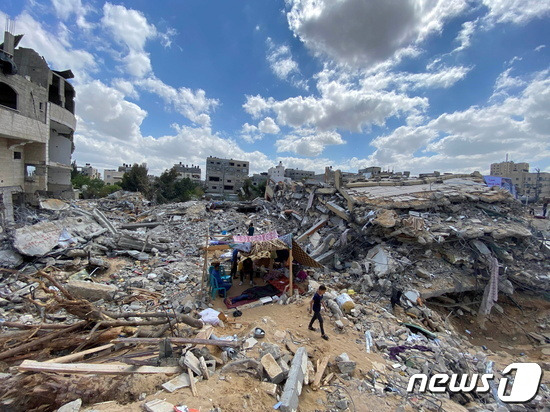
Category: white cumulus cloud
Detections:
[
  {"x1": 100, "y1": 3, "x2": 157, "y2": 77},
  {"x1": 136, "y1": 76, "x2": 218, "y2": 126},
  {"x1": 482, "y1": 0, "x2": 550, "y2": 25},
  {"x1": 276, "y1": 129, "x2": 344, "y2": 156},
  {"x1": 286, "y1": 0, "x2": 468, "y2": 67},
  {"x1": 258, "y1": 117, "x2": 281, "y2": 134}
]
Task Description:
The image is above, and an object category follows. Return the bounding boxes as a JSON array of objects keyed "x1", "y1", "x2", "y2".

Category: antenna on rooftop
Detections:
[{"x1": 505, "y1": 153, "x2": 508, "y2": 162}]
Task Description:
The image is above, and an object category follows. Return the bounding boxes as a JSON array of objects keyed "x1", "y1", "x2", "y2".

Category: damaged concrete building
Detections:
[
  {"x1": 205, "y1": 156, "x2": 249, "y2": 199},
  {"x1": 0, "y1": 29, "x2": 76, "y2": 223}
]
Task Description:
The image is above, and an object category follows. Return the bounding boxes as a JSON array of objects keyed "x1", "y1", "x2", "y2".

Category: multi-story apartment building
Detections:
[
  {"x1": 173, "y1": 162, "x2": 201, "y2": 183},
  {"x1": 104, "y1": 169, "x2": 124, "y2": 185},
  {"x1": 490, "y1": 161, "x2": 529, "y2": 176},
  {"x1": 284, "y1": 168, "x2": 315, "y2": 181},
  {"x1": 251, "y1": 172, "x2": 268, "y2": 187},
  {"x1": 490, "y1": 161, "x2": 550, "y2": 199},
  {"x1": 80, "y1": 163, "x2": 101, "y2": 180},
  {"x1": 0, "y1": 28, "x2": 77, "y2": 223},
  {"x1": 268, "y1": 161, "x2": 287, "y2": 183},
  {"x1": 205, "y1": 156, "x2": 249, "y2": 196},
  {"x1": 118, "y1": 163, "x2": 133, "y2": 174}
]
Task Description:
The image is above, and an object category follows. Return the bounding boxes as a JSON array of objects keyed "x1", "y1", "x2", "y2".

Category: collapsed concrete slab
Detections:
[
  {"x1": 66, "y1": 280, "x2": 118, "y2": 302},
  {"x1": 13, "y1": 217, "x2": 102, "y2": 256}
]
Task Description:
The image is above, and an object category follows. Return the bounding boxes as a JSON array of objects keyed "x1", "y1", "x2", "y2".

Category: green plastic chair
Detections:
[{"x1": 210, "y1": 274, "x2": 227, "y2": 299}]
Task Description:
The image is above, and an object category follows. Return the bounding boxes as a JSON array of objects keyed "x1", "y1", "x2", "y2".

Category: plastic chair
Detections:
[
  {"x1": 209, "y1": 265, "x2": 226, "y2": 276},
  {"x1": 209, "y1": 265, "x2": 231, "y2": 283},
  {"x1": 210, "y1": 274, "x2": 227, "y2": 299}
]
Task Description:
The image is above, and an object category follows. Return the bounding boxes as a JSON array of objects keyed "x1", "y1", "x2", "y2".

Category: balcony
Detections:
[{"x1": 49, "y1": 103, "x2": 76, "y2": 131}]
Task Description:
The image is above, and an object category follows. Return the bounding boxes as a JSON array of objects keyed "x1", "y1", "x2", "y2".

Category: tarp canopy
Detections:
[{"x1": 231, "y1": 233, "x2": 323, "y2": 268}]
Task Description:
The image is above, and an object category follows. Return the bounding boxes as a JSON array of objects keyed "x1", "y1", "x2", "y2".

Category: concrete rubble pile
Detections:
[
  {"x1": 0, "y1": 179, "x2": 548, "y2": 411},
  {"x1": 260, "y1": 172, "x2": 549, "y2": 300}
]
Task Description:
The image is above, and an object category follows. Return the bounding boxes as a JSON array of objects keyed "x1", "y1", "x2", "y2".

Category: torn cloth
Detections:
[{"x1": 388, "y1": 345, "x2": 433, "y2": 361}]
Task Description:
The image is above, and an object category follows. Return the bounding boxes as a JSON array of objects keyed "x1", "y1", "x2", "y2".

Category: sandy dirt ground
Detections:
[{"x1": 77, "y1": 291, "x2": 548, "y2": 412}]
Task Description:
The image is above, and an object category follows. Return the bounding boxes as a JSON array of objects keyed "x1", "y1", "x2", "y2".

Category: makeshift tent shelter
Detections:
[
  {"x1": 200, "y1": 230, "x2": 322, "y2": 300},
  {"x1": 230, "y1": 231, "x2": 322, "y2": 296}
]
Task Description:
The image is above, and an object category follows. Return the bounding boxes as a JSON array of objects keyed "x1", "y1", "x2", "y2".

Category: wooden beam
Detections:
[
  {"x1": 112, "y1": 337, "x2": 240, "y2": 348},
  {"x1": 200, "y1": 244, "x2": 231, "y2": 251},
  {"x1": 0, "y1": 322, "x2": 76, "y2": 330},
  {"x1": 44, "y1": 343, "x2": 114, "y2": 364},
  {"x1": 188, "y1": 367, "x2": 198, "y2": 397},
  {"x1": 18, "y1": 360, "x2": 181, "y2": 375},
  {"x1": 311, "y1": 355, "x2": 330, "y2": 391},
  {"x1": 199, "y1": 356, "x2": 209, "y2": 380},
  {"x1": 0, "y1": 321, "x2": 87, "y2": 361},
  {"x1": 201, "y1": 228, "x2": 209, "y2": 299}
]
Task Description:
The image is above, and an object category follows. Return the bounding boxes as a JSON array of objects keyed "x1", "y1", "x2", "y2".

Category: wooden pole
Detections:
[
  {"x1": 288, "y1": 248, "x2": 294, "y2": 296},
  {"x1": 112, "y1": 337, "x2": 241, "y2": 348},
  {"x1": 44, "y1": 343, "x2": 114, "y2": 363},
  {"x1": 201, "y1": 228, "x2": 210, "y2": 299}
]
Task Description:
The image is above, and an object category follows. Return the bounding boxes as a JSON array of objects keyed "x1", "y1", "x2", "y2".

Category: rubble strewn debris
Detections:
[{"x1": 0, "y1": 178, "x2": 549, "y2": 411}]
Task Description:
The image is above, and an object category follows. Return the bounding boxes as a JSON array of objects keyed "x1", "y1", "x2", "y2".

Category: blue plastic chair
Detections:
[
  {"x1": 210, "y1": 274, "x2": 227, "y2": 299},
  {"x1": 209, "y1": 265, "x2": 227, "y2": 277}
]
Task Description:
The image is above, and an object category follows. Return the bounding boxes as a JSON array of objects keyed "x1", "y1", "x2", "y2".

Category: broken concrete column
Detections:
[
  {"x1": 279, "y1": 346, "x2": 308, "y2": 412},
  {"x1": 92, "y1": 208, "x2": 118, "y2": 235},
  {"x1": 66, "y1": 280, "x2": 118, "y2": 302},
  {"x1": 261, "y1": 353, "x2": 284, "y2": 384},
  {"x1": 0, "y1": 189, "x2": 15, "y2": 224}
]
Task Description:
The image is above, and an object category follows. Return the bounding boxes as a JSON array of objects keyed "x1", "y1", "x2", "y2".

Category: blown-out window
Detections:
[{"x1": 0, "y1": 82, "x2": 17, "y2": 110}]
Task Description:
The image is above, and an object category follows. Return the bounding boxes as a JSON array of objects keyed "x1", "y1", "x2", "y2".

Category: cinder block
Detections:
[
  {"x1": 261, "y1": 381, "x2": 278, "y2": 397},
  {"x1": 261, "y1": 353, "x2": 284, "y2": 384}
]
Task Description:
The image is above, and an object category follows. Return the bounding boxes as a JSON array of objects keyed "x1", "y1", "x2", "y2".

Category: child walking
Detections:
[{"x1": 308, "y1": 284, "x2": 329, "y2": 340}]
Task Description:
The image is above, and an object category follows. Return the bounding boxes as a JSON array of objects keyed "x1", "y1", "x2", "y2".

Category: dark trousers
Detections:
[
  {"x1": 230, "y1": 260, "x2": 238, "y2": 277},
  {"x1": 240, "y1": 270, "x2": 253, "y2": 283},
  {"x1": 309, "y1": 311, "x2": 325, "y2": 335}
]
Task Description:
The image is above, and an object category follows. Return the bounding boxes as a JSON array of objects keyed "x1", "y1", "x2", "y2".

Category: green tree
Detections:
[
  {"x1": 238, "y1": 178, "x2": 254, "y2": 200},
  {"x1": 153, "y1": 166, "x2": 203, "y2": 204},
  {"x1": 121, "y1": 163, "x2": 149, "y2": 195},
  {"x1": 98, "y1": 184, "x2": 122, "y2": 198},
  {"x1": 70, "y1": 161, "x2": 79, "y2": 180},
  {"x1": 253, "y1": 180, "x2": 266, "y2": 198}
]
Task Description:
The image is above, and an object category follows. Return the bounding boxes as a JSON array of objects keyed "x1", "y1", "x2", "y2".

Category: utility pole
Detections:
[{"x1": 535, "y1": 168, "x2": 541, "y2": 202}]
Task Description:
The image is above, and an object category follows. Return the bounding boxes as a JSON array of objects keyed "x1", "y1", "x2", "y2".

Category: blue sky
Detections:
[{"x1": 1, "y1": 0, "x2": 549, "y2": 176}]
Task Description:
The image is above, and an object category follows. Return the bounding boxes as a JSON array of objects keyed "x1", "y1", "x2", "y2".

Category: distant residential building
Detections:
[
  {"x1": 205, "y1": 156, "x2": 249, "y2": 196},
  {"x1": 490, "y1": 161, "x2": 529, "y2": 176},
  {"x1": 268, "y1": 161, "x2": 288, "y2": 183},
  {"x1": 251, "y1": 172, "x2": 268, "y2": 187},
  {"x1": 490, "y1": 160, "x2": 550, "y2": 199},
  {"x1": 284, "y1": 168, "x2": 315, "y2": 181},
  {"x1": 79, "y1": 163, "x2": 101, "y2": 180},
  {"x1": 358, "y1": 166, "x2": 382, "y2": 177},
  {"x1": 104, "y1": 169, "x2": 124, "y2": 185},
  {"x1": 118, "y1": 163, "x2": 133, "y2": 173},
  {"x1": 173, "y1": 162, "x2": 201, "y2": 183}
]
